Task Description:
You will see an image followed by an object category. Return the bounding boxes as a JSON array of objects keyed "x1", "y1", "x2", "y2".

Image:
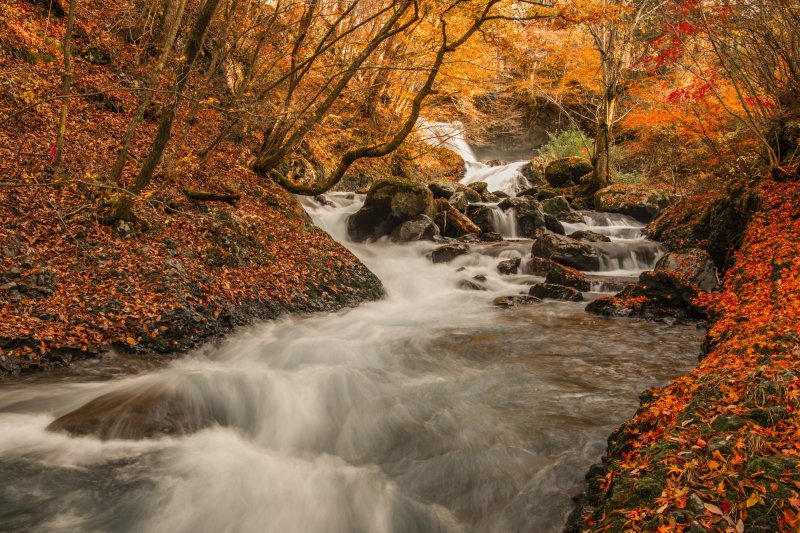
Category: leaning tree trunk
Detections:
[
  {"x1": 54, "y1": 0, "x2": 78, "y2": 174},
  {"x1": 588, "y1": 86, "x2": 619, "y2": 196},
  {"x1": 111, "y1": 0, "x2": 221, "y2": 220}
]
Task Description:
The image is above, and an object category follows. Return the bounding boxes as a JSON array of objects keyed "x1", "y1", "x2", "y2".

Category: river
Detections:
[{"x1": 0, "y1": 152, "x2": 703, "y2": 532}]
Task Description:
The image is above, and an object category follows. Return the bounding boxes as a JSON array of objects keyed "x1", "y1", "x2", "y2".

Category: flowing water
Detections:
[{"x1": 0, "y1": 151, "x2": 703, "y2": 532}]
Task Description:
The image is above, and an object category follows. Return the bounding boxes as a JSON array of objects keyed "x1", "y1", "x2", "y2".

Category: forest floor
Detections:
[
  {"x1": 574, "y1": 171, "x2": 800, "y2": 532},
  {"x1": 0, "y1": 0, "x2": 465, "y2": 375}
]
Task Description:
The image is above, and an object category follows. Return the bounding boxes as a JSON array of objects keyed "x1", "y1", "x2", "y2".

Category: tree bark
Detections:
[
  {"x1": 111, "y1": 0, "x2": 222, "y2": 220},
  {"x1": 54, "y1": 0, "x2": 78, "y2": 174}
]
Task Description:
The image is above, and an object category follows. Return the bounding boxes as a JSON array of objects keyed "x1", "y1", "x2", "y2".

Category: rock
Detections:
[
  {"x1": 428, "y1": 181, "x2": 460, "y2": 199},
  {"x1": 314, "y1": 194, "x2": 335, "y2": 207},
  {"x1": 484, "y1": 160, "x2": 507, "y2": 167},
  {"x1": 529, "y1": 283, "x2": 584, "y2": 302},
  {"x1": 481, "y1": 190, "x2": 501, "y2": 203},
  {"x1": 435, "y1": 198, "x2": 482, "y2": 238},
  {"x1": 480, "y1": 232, "x2": 503, "y2": 242},
  {"x1": 544, "y1": 157, "x2": 592, "y2": 188},
  {"x1": 431, "y1": 243, "x2": 470, "y2": 264},
  {"x1": 571, "y1": 230, "x2": 611, "y2": 242},
  {"x1": 654, "y1": 248, "x2": 718, "y2": 292},
  {"x1": 522, "y1": 256, "x2": 553, "y2": 276},
  {"x1": 519, "y1": 162, "x2": 545, "y2": 185},
  {"x1": 492, "y1": 191, "x2": 509, "y2": 199},
  {"x1": 457, "y1": 233, "x2": 481, "y2": 243},
  {"x1": 497, "y1": 257, "x2": 522, "y2": 275},
  {"x1": 594, "y1": 185, "x2": 676, "y2": 223},
  {"x1": 493, "y1": 295, "x2": 541, "y2": 307},
  {"x1": 544, "y1": 214, "x2": 565, "y2": 235},
  {"x1": 541, "y1": 196, "x2": 572, "y2": 218},
  {"x1": 458, "y1": 279, "x2": 487, "y2": 291},
  {"x1": 498, "y1": 197, "x2": 546, "y2": 237},
  {"x1": 347, "y1": 178, "x2": 435, "y2": 241},
  {"x1": 530, "y1": 231, "x2": 601, "y2": 271},
  {"x1": 390, "y1": 215, "x2": 440, "y2": 242},
  {"x1": 465, "y1": 204, "x2": 496, "y2": 233},
  {"x1": 47, "y1": 386, "x2": 221, "y2": 440},
  {"x1": 468, "y1": 181, "x2": 489, "y2": 193},
  {"x1": 545, "y1": 263, "x2": 590, "y2": 291}
]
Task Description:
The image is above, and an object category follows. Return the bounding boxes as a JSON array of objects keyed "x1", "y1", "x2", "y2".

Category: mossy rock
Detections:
[
  {"x1": 594, "y1": 184, "x2": 676, "y2": 223},
  {"x1": 347, "y1": 178, "x2": 435, "y2": 242},
  {"x1": 544, "y1": 157, "x2": 592, "y2": 188}
]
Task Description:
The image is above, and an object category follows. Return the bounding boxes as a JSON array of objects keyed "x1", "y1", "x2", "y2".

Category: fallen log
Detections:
[
  {"x1": 434, "y1": 198, "x2": 480, "y2": 237},
  {"x1": 182, "y1": 188, "x2": 241, "y2": 204}
]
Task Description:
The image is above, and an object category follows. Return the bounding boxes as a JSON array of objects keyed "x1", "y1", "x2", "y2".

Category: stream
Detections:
[{"x1": 0, "y1": 146, "x2": 704, "y2": 532}]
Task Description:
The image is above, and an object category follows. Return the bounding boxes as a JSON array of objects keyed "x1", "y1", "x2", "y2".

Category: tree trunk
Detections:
[
  {"x1": 589, "y1": 87, "x2": 618, "y2": 195},
  {"x1": 54, "y1": 0, "x2": 78, "y2": 174},
  {"x1": 109, "y1": 0, "x2": 186, "y2": 185},
  {"x1": 112, "y1": 0, "x2": 221, "y2": 220}
]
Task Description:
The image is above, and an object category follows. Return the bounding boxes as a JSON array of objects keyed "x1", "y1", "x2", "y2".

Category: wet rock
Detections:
[
  {"x1": 448, "y1": 188, "x2": 481, "y2": 212},
  {"x1": 435, "y1": 198, "x2": 482, "y2": 238},
  {"x1": 493, "y1": 295, "x2": 540, "y2": 307},
  {"x1": 497, "y1": 257, "x2": 521, "y2": 275},
  {"x1": 468, "y1": 181, "x2": 489, "y2": 193},
  {"x1": 519, "y1": 162, "x2": 545, "y2": 185},
  {"x1": 571, "y1": 230, "x2": 611, "y2": 243},
  {"x1": 431, "y1": 243, "x2": 470, "y2": 264},
  {"x1": 465, "y1": 204, "x2": 495, "y2": 233},
  {"x1": 347, "y1": 178, "x2": 435, "y2": 241},
  {"x1": 428, "y1": 181, "x2": 460, "y2": 199},
  {"x1": 545, "y1": 263, "x2": 590, "y2": 291},
  {"x1": 530, "y1": 231, "x2": 601, "y2": 271},
  {"x1": 390, "y1": 215, "x2": 440, "y2": 242},
  {"x1": 544, "y1": 157, "x2": 592, "y2": 188},
  {"x1": 522, "y1": 256, "x2": 553, "y2": 276},
  {"x1": 480, "y1": 232, "x2": 503, "y2": 243},
  {"x1": 594, "y1": 185, "x2": 676, "y2": 223},
  {"x1": 498, "y1": 197, "x2": 546, "y2": 237},
  {"x1": 47, "y1": 386, "x2": 221, "y2": 440},
  {"x1": 529, "y1": 283, "x2": 584, "y2": 302},
  {"x1": 484, "y1": 160, "x2": 507, "y2": 167},
  {"x1": 457, "y1": 233, "x2": 481, "y2": 243},
  {"x1": 541, "y1": 196, "x2": 572, "y2": 218},
  {"x1": 481, "y1": 190, "x2": 501, "y2": 203},
  {"x1": 654, "y1": 248, "x2": 718, "y2": 292},
  {"x1": 544, "y1": 214, "x2": 565, "y2": 235},
  {"x1": 313, "y1": 194, "x2": 335, "y2": 208},
  {"x1": 492, "y1": 191, "x2": 510, "y2": 199}
]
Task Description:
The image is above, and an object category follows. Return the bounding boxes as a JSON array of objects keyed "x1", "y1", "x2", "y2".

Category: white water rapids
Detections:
[{"x1": 0, "y1": 148, "x2": 703, "y2": 532}]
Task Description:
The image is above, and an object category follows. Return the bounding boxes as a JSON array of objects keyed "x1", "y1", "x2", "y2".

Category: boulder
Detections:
[
  {"x1": 431, "y1": 243, "x2": 470, "y2": 264},
  {"x1": 47, "y1": 386, "x2": 219, "y2": 440},
  {"x1": 465, "y1": 204, "x2": 496, "y2": 234},
  {"x1": 594, "y1": 185, "x2": 676, "y2": 223},
  {"x1": 459, "y1": 276, "x2": 488, "y2": 291},
  {"x1": 529, "y1": 283, "x2": 584, "y2": 302},
  {"x1": 468, "y1": 181, "x2": 489, "y2": 193},
  {"x1": 544, "y1": 215, "x2": 565, "y2": 235},
  {"x1": 654, "y1": 248, "x2": 718, "y2": 292},
  {"x1": 545, "y1": 157, "x2": 592, "y2": 188},
  {"x1": 493, "y1": 191, "x2": 510, "y2": 199},
  {"x1": 570, "y1": 230, "x2": 611, "y2": 243},
  {"x1": 522, "y1": 256, "x2": 553, "y2": 276},
  {"x1": 428, "y1": 181, "x2": 460, "y2": 199},
  {"x1": 530, "y1": 231, "x2": 601, "y2": 271},
  {"x1": 497, "y1": 257, "x2": 522, "y2": 275},
  {"x1": 494, "y1": 295, "x2": 541, "y2": 307},
  {"x1": 498, "y1": 197, "x2": 546, "y2": 238},
  {"x1": 390, "y1": 215, "x2": 440, "y2": 242},
  {"x1": 347, "y1": 178, "x2": 435, "y2": 241},
  {"x1": 480, "y1": 232, "x2": 503, "y2": 243},
  {"x1": 545, "y1": 263, "x2": 590, "y2": 291},
  {"x1": 541, "y1": 196, "x2": 572, "y2": 218},
  {"x1": 586, "y1": 270, "x2": 707, "y2": 321},
  {"x1": 481, "y1": 190, "x2": 501, "y2": 203},
  {"x1": 520, "y1": 162, "x2": 546, "y2": 185},
  {"x1": 485, "y1": 160, "x2": 508, "y2": 167}
]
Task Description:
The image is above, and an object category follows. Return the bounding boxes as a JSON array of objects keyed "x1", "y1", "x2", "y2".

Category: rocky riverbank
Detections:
[{"x1": 567, "y1": 172, "x2": 800, "y2": 532}]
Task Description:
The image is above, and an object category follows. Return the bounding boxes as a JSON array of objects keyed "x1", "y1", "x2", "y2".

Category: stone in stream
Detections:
[
  {"x1": 571, "y1": 230, "x2": 611, "y2": 243},
  {"x1": 593, "y1": 184, "x2": 676, "y2": 223},
  {"x1": 47, "y1": 386, "x2": 219, "y2": 440},
  {"x1": 654, "y1": 248, "x2": 718, "y2": 291},
  {"x1": 468, "y1": 181, "x2": 489, "y2": 193},
  {"x1": 428, "y1": 181, "x2": 460, "y2": 199},
  {"x1": 347, "y1": 178, "x2": 435, "y2": 242},
  {"x1": 465, "y1": 204, "x2": 495, "y2": 234},
  {"x1": 480, "y1": 232, "x2": 503, "y2": 243},
  {"x1": 545, "y1": 263, "x2": 590, "y2": 291},
  {"x1": 390, "y1": 215, "x2": 440, "y2": 242},
  {"x1": 458, "y1": 276, "x2": 488, "y2": 291},
  {"x1": 544, "y1": 214, "x2": 565, "y2": 235},
  {"x1": 493, "y1": 295, "x2": 541, "y2": 307},
  {"x1": 541, "y1": 196, "x2": 572, "y2": 218},
  {"x1": 448, "y1": 189, "x2": 481, "y2": 212},
  {"x1": 430, "y1": 243, "x2": 470, "y2": 264},
  {"x1": 544, "y1": 157, "x2": 592, "y2": 188},
  {"x1": 522, "y1": 256, "x2": 553, "y2": 276},
  {"x1": 530, "y1": 231, "x2": 601, "y2": 271},
  {"x1": 529, "y1": 283, "x2": 584, "y2": 302},
  {"x1": 497, "y1": 257, "x2": 521, "y2": 275},
  {"x1": 498, "y1": 197, "x2": 546, "y2": 238}
]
